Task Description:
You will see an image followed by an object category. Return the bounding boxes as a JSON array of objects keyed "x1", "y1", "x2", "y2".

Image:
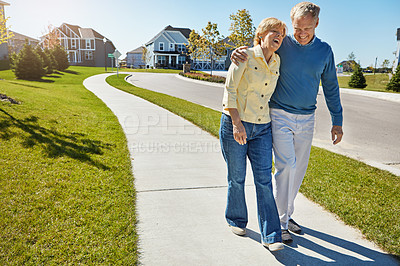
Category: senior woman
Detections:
[{"x1": 220, "y1": 17, "x2": 286, "y2": 252}]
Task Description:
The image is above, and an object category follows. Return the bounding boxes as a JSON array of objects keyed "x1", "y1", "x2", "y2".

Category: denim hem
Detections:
[
  {"x1": 227, "y1": 220, "x2": 247, "y2": 229},
  {"x1": 262, "y1": 236, "x2": 282, "y2": 244}
]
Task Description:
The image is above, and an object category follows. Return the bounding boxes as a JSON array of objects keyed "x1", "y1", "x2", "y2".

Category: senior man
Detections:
[{"x1": 231, "y1": 2, "x2": 343, "y2": 244}]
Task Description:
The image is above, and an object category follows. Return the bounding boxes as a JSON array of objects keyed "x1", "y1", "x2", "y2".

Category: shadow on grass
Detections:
[
  {"x1": 0, "y1": 108, "x2": 114, "y2": 170},
  {"x1": 62, "y1": 69, "x2": 79, "y2": 75}
]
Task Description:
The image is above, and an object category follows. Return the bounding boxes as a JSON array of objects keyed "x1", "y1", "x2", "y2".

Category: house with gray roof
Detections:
[
  {"x1": 8, "y1": 31, "x2": 40, "y2": 54},
  {"x1": 145, "y1": 25, "x2": 190, "y2": 69},
  {"x1": 126, "y1": 46, "x2": 145, "y2": 68},
  {"x1": 40, "y1": 23, "x2": 116, "y2": 67}
]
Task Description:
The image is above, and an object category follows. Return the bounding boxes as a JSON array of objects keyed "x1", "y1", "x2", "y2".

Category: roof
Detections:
[
  {"x1": 61, "y1": 23, "x2": 106, "y2": 39},
  {"x1": 0, "y1": 1, "x2": 10, "y2": 6},
  {"x1": 146, "y1": 25, "x2": 192, "y2": 45},
  {"x1": 127, "y1": 46, "x2": 144, "y2": 54},
  {"x1": 10, "y1": 31, "x2": 40, "y2": 42}
]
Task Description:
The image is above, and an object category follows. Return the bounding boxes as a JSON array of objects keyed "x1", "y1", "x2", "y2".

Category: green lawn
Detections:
[
  {"x1": 0, "y1": 67, "x2": 137, "y2": 264},
  {"x1": 337, "y1": 73, "x2": 394, "y2": 92},
  {"x1": 107, "y1": 74, "x2": 400, "y2": 259}
]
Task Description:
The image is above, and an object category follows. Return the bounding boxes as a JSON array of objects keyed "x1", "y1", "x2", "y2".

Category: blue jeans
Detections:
[{"x1": 219, "y1": 113, "x2": 282, "y2": 243}]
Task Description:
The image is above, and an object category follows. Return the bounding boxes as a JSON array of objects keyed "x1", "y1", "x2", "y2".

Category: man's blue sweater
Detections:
[{"x1": 269, "y1": 35, "x2": 343, "y2": 126}]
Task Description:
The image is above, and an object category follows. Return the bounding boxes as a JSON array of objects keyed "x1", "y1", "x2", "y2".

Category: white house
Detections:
[
  {"x1": 126, "y1": 46, "x2": 145, "y2": 68},
  {"x1": 393, "y1": 28, "x2": 400, "y2": 73}
]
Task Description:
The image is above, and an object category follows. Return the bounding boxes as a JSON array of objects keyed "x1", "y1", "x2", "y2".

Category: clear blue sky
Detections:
[{"x1": 7, "y1": 0, "x2": 400, "y2": 67}]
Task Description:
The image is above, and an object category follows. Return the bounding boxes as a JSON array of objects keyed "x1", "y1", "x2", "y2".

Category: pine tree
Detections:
[
  {"x1": 13, "y1": 43, "x2": 45, "y2": 80},
  {"x1": 386, "y1": 64, "x2": 400, "y2": 92},
  {"x1": 348, "y1": 64, "x2": 367, "y2": 88},
  {"x1": 45, "y1": 48, "x2": 58, "y2": 71},
  {"x1": 52, "y1": 45, "x2": 69, "y2": 71},
  {"x1": 35, "y1": 46, "x2": 53, "y2": 74}
]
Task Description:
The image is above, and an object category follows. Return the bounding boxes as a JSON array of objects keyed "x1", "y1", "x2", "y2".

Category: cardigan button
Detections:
[
  {"x1": 265, "y1": 83, "x2": 268, "y2": 86},
  {"x1": 260, "y1": 106, "x2": 263, "y2": 109},
  {"x1": 258, "y1": 118, "x2": 261, "y2": 121},
  {"x1": 261, "y1": 94, "x2": 264, "y2": 97},
  {"x1": 255, "y1": 67, "x2": 257, "y2": 70}
]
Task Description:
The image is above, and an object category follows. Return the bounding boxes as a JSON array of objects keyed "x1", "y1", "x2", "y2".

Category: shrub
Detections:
[
  {"x1": 386, "y1": 64, "x2": 400, "y2": 92},
  {"x1": 348, "y1": 64, "x2": 367, "y2": 89},
  {"x1": 179, "y1": 72, "x2": 226, "y2": 83},
  {"x1": 13, "y1": 43, "x2": 45, "y2": 80},
  {"x1": 35, "y1": 46, "x2": 53, "y2": 74},
  {"x1": 52, "y1": 45, "x2": 69, "y2": 71}
]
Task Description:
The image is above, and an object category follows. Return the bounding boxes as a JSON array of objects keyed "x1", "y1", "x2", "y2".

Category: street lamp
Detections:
[{"x1": 103, "y1": 37, "x2": 107, "y2": 72}]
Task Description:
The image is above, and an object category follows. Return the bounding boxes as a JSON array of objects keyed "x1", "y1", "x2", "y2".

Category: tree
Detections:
[
  {"x1": 41, "y1": 24, "x2": 61, "y2": 49},
  {"x1": 348, "y1": 64, "x2": 367, "y2": 89},
  {"x1": 381, "y1": 59, "x2": 390, "y2": 68},
  {"x1": 141, "y1": 46, "x2": 151, "y2": 69},
  {"x1": 386, "y1": 64, "x2": 400, "y2": 92},
  {"x1": 52, "y1": 44, "x2": 69, "y2": 71},
  {"x1": 0, "y1": 9, "x2": 13, "y2": 46},
  {"x1": 185, "y1": 30, "x2": 202, "y2": 68},
  {"x1": 13, "y1": 42, "x2": 45, "y2": 80},
  {"x1": 200, "y1": 21, "x2": 227, "y2": 76},
  {"x1": 45, "y1": 47, "x2": 58, "y2": 71},
  {"x1": 35, "y1": 46, "x2": 53, "y2": 74},
  {"x1": 228, "y1": 9, "x2": 255, "y2": 48},
  {"x1": 347, "y1": 52, "x2": 357, "y2": 72}
]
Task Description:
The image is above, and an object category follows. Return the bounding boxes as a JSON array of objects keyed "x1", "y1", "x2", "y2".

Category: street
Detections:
[{"x1": 126, "y1": 72, "x2": 400, "y2": 175}]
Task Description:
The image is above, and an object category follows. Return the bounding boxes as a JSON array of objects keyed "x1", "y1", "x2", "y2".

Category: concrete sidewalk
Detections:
[{"x1": 83, "y1": 73, "x2": 398, "y2": 265}]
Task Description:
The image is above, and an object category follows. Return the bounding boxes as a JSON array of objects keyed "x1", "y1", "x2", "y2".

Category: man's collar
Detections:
[{"x1": 290, "y1": 34, "x2": 316, "y2": 47}]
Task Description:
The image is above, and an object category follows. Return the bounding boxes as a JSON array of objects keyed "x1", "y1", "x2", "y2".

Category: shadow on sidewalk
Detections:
[{"x1": 245, "y1": 227, "x2": 397, "y2": 265}]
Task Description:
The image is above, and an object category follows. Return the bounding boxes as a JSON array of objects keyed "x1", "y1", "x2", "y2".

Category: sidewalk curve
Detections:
[{"x1": 83, "y1": 73, "x2": 398, "y2": 265}]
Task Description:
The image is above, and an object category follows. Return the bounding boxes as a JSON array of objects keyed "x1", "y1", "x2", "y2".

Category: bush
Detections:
[
  {"x1": 179, "y1": 72, "x2": 226, "y2": 83},
  {"x1": 0, "y1": 59, "x2": 9, "y2": 70},
  {"x1": 348, "y1": 64, "x2": 367, "y2": 89},
  {"x1": 386, "y1": 65, "x2": 400, "y2": 92},
  {"x1": 35, "y1": 46, "x2": 53, "y2": 74},
  {"x1": 52, "y1": 45, "x2": 69, "y2": 71},
  {"x1": 13, "y1": 43, "x2": 45, "y2": 80}
]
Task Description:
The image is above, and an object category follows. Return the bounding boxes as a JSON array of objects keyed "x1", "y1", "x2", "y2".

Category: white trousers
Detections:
[{"x1": 270, "y1": 108, "x2": 315, "y2": 230}]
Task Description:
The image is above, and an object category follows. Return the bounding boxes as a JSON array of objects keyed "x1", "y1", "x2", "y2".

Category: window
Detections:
[
  {"x1": 86, "y1": 39, "x2": 91, "y2": 49},
  {"x1": 85, "y1": 51, "x2": 93, "y2": 60},
  {"x1": 178, "y1": 56, "x2": 186, "y2": 65},
  {"x1": 158, "y1": 55, "x2": 166, "y2": 64},
  {"x1": 170, "y1": 43, "x2": 174, "y2": 51},
  {"x1": 177, "y1": 44, "x2": 186, "y2": 53},
  {"x1": 159, "y1": 42, "x2": 164, "y2": 51},
  {"x1": 71, "y1": 39, "x2": 76, "y2": 49}
]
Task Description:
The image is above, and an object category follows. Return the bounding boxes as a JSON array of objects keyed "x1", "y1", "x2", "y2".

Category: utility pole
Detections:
[{"x1": 374, "y1": 57, "x2": 378, "y2": 75}]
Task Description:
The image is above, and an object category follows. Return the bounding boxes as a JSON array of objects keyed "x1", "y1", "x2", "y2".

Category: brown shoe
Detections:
[
  {"x1": 288, "y1": 218, "x2": 302, "y2": 234},
  {"x1": 282, "y1": 229, "x2": 293, "y2": 244}
]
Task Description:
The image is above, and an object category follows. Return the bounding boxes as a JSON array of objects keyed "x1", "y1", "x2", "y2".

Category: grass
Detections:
[
  {"x1": 0, "y1": 67, "x2": 137, "y2": 264},
  {"x1": 337, "y1": 73, "x2": 395, "y2": 92},
  {"x1": 106, "y1": 74, "x2": 400, "y2": 259},
  {"x1": 121, "y1": 68, "x2": 182, "y2": 74}
]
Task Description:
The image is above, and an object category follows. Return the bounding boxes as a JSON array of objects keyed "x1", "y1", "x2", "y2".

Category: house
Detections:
[
  {"x1": 393, "y1": 28, "x2": 400, "y2": 73},
  {"x1": 40, "y1": 23, "x2": 116, "y2": 67},
  {"x1": 0, "y1": 0, "x2": 10, "y2": 60},
  {"x1": 8, "y1": 31, "x2": 40, "y2": 54},
  {"x1": 126, "y1": 46, "x2": 145, "y2": 68},
  {"x1": 336, "y1": 60, "x2": 357, "y2": 72},
  {"x1": 145, "y1": 25, "x2": 190, "y2": 69}
]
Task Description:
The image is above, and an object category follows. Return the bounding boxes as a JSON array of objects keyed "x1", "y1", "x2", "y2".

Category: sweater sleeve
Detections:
[{"x1": 321, "y1": 49, "x2": 343, "y2": 126}]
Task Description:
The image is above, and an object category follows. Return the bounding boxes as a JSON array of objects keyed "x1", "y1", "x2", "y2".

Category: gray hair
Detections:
[{"x1": 290, "y1": 2, "x2": 320, "y2": 22}]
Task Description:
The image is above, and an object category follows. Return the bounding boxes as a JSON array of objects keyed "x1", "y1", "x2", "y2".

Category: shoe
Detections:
[
  {"x1": 288, "y1": 218, "x2": 302, "y2": 234},
  {"x1": 263, "y1": 242, "x2": 284, "y2": 252},
  {"x1": 230, "y1": 225, "x2": 246, "y2": 236},
  {"x1": 282, "y1": 229, "x2": 293, "y2": 244}
]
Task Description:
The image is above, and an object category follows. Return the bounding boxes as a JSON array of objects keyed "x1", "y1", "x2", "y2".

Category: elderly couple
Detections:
[{"x1": 220, "y1": 2, "x2": 343, "y2": 252}]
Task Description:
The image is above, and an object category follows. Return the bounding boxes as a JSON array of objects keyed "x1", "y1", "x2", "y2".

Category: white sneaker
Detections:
[
  {"x1": 230, "y1": 225, "x2": 246, "y2": 236},
  {"x1": 263, "y1": 242, "x2": 284, "y2": 252}
]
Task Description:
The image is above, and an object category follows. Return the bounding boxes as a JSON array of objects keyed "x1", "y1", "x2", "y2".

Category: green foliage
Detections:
[
  {"x1": 199, "y1": 22, "x2": 227, "y2": 75},
  {"x1": 35, "y1": 46, "x2": 53, "y2": 74},
  {"x1": 0, "y1": 59, "x2": 9, "y2": 70},
  {"x1": 348, "y1": 64, "x2": 367, "y2": 88},
  {"x1": 45, "y1": 47, "x2": 58, "y2": 71},
  {"x1": 386, "y1": 64, "x2": 400, "y2": 92},
  {"x1": 228, "y1": 9, "x2": 255, "y2": 47},
  {"x1": 186, "y1": 30, "x2": 202, "y2": 64},
  {"x1": 52, "y1": 44, "x2": 69, "y2": 71},
  {"x1": 0, "y1": 67, "x2": 137, "y2": 264},
  {"x1": 13, "y1": 42, "x2": 45, "y2": 80}
]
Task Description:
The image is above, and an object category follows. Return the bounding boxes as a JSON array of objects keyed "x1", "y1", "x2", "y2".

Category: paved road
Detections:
[{"x1": 127, "y1": 72, "x2": 400, "y2": 175}]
